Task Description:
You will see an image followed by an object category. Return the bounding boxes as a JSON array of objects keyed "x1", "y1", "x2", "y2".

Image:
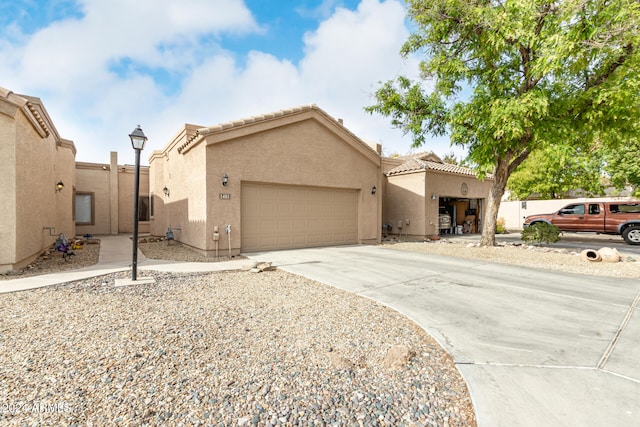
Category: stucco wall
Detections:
[
  {"x1": 426, "y1": 171, "x2": 492, "y2": 200},
  {"x1": 54, "y1": 140, "x2": 76, "y2": 240},
  {"x1": 15, "y1": 117, "x2": 75, "y2": 268},
  {"x1": 0, "y1": 89, "x2": 76, "y2": 271},
  {"x1": 75, "y1": 163, "x2": 112, "y2": 235},
  {"x1": 149, "y1": 124, "x2": 207, "y2": 247},
  {"x1": 15, "y1": 110, "x2": 56, "y2": 265},
  {"x1": 384, "y1": 173, "x2": 427, "y2": 236},
  {"x1": 0, "y1": 109, "x2": 17, "y2": 268}
]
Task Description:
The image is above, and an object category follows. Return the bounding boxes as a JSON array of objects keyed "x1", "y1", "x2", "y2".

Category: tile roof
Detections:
[
  {"x1": 178, "y1": 104, "x2": 325, "y2": 153},
  {"x1": 198, "y1": 105, "x2": 317, "y2": 134},
  {"x1": 385, "y1": 157, "x2": 485, "y2": 178}
]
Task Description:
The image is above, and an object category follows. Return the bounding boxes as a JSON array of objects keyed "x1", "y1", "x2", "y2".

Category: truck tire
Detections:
[{"x1": 622, "y1": 225, "x2": 640, "y2": 245}]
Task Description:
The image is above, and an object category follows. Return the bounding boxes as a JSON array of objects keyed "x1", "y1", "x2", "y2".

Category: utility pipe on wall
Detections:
[{"x1": 213, "y1": 226, "x2": 220, "y2": 258}]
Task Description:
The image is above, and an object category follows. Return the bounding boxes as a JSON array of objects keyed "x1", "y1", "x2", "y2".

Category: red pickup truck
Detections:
[{"x1": 523, "y1": 201, "x2": 640, "y2": 245}]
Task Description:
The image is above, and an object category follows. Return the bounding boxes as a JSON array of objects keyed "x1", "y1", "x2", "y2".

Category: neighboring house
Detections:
[
  {"x1": 382, "y1": 153, "x2": 493, "y2": 238},
  {"x1": 148, "y1": 105, "x2": 382, "y2": 255},
  {"x1": 75, "y1": 153, "x2": 150, "y2": 237},
  {"x1": 1, "y1": 85, "x2": 493, "y2": 272},
  {"x1": 1, "y1": 86, "x2": 149, "y2": 272},
  {"x1": 0, "y1": 88, "x2": 76, "y2": 272}
]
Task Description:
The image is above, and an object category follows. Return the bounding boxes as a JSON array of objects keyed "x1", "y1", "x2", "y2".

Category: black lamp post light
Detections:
[
  {"x1": 112, "y1": 125, "x2": 156, "y2": 287},
  {"x1": 129, "y1": 125, "x2": 147, "y2": 281}
]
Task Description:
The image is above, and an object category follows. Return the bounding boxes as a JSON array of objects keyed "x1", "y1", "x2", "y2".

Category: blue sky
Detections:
[{"x1": 0, "y1": 0, "x2": 459, "y2": 164}]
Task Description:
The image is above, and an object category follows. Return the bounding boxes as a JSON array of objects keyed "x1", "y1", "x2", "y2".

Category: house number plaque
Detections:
[{"x1": 219, "y1": 193, "x2": 231, "y2": 200}]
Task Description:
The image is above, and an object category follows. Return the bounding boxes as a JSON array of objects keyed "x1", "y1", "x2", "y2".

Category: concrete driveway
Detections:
[{"x1": 246, "y1": 245, "x2": 640, "y2": 427}]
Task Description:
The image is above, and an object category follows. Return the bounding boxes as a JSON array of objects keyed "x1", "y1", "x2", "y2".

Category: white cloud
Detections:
[{"x1": 0, "y1": 0, "x2": 461, "y2": 165}]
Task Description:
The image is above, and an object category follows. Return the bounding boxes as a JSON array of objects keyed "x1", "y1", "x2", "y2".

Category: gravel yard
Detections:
[
  {"x1": 0, "y1": 240, "x2": 100, "y2": 281},
  {"x1": 138, "y1": 238, "x2": 242, "y2": 263},
  {"x1": 0, "y1": 270, "x2": 475, "y2": 426},
  {"x1": 384, "y1": 239, "x2": 640, "y2": 279}
]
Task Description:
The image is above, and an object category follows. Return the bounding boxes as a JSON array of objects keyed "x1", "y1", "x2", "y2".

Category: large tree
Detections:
[{"x1": 367, "y1": 0, "x2": 640, "y2": 246}]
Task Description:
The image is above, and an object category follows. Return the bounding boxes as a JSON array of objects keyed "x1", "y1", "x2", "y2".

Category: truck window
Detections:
[
  {"x1": 609, "y1": 205, "x2": 619, "y2": 213},
  {"x1": 588, "y1": 204, "x2": 600, "y2": 215},
  {"x1": 619, "y1": 203, "x2": 640, "y2": 213},
  {"x1": 560, "y1": 204, "x2": 585, "y2": 215}
]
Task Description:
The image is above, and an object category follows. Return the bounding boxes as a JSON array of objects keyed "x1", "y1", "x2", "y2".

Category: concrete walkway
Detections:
[{"x1": 0, "y1": 235, "x2": 253, "y2": 293}]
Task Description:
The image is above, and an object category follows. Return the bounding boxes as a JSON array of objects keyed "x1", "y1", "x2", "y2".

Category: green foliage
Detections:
[
  {"x1": 366, "y1": 0, "x2": 640, "y2": 245},
  {"x1": 442, "y1": 151, "x2": 467, "y2": 166},
  {"x1": 521, "y1": 222, "x2": 561, "y2": 246},
  {"x1": 507, "y1": 145, "x2": 605, "y2": 199},
  {"x1": 496, "y1": 217, "x2": 507, "y2": 234},
  {"x1": 601, "y1": 138, "x2": 640, "y2": 194}
]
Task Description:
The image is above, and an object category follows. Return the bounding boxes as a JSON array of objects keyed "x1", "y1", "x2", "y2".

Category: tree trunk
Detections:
[{"x1": 480, "y1": 158, "x2": 511, "y2": 247}]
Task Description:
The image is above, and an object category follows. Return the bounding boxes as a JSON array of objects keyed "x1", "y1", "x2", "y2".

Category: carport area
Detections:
[{"x1": 247, "y1": 245, "x2": 640, "y2": 427}]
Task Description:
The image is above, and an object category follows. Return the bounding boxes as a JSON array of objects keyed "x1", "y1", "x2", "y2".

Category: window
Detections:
[
  {"x1": 149, "y1": 193, "x2": 155, "y2": 218},
  {"x1": 588, "y1": 204, "x2": 600, "y2": 215},
  {"x1": 75, "y1": 192, "x2": 95, "y2": 225},
  {"x1": 619, "y1": 203, "x2": 640, "y2": 213},
  {"x1": 560, "y1": 204, "x2": 585, "y2": 215},
  {"x1": 138, "y1": 196, "x2": 150, "y2": 222}
]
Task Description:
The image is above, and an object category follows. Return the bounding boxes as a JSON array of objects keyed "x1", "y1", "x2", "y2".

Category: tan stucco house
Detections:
[
  {"x1": 1, "y1": 88, "x2": 76, "y2": 271},
  {"x1": 1, "y1": 85, "x2": 493, "y2": 272},
  {"x1": 1, "y1": 86, "x2": 149, "y2": 272},
  {"x1": 149, "y1": 105, "x2": 382, "y2": 255}
]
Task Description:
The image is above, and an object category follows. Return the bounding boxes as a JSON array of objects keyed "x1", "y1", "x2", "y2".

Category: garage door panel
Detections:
[
  {"x1": 292, "y1": 234, "x2": 307, "y2": 245},
  {"x1": 276, "y1": 218, "x2": 291, "y2": 231},
  {"x1": 242, "y1": 183, "x2": 358, "y2": 252},
  {"x1": 306, "y1": 234, "x2": 320, "y2": 244}
]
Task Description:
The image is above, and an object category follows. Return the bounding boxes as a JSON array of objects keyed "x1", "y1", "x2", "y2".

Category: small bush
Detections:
[
  {"x1": 496, "y1": 217, "x2": 507, "y2": 234},
  {"x1": 521, "y1": 222, "x2": 561, "y2": 246}
]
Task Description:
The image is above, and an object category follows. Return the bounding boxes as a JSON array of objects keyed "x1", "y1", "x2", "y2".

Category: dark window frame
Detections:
[{"x1": 138, "y1": 194, "x2": 150, "y2": 222}]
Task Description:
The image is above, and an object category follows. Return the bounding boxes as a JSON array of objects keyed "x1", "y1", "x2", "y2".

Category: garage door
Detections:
[{"x1": 241, "y1": 183, "x2": 358, "y2": 252}]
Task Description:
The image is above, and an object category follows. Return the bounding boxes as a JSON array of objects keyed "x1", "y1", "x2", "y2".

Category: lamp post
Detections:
[{"x1": 129, "y1": 125, "x2": 147, "y2": 280}]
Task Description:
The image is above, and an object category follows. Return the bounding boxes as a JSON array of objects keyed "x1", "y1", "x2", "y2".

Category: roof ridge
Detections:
[
  {"x1": 386, "y1": 157, "x2": 490, "y2": 178},
  {"x1": 177, "y1": 104, "x2": 319, "y2": 153},
  {"x1": 199, "y1": 104, "x2": 317, "y2": 134}
]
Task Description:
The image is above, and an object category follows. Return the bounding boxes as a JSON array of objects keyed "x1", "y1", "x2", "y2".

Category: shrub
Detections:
[
  {"x1": 496, "y1": 217, "x2": 507, "y2": 234},
  {"x1": 521, "y1": 222, "x2": 561, "y2": 246}
]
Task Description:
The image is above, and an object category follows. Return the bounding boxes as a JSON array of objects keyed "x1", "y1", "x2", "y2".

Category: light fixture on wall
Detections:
[
  {"x1": 129, "y1": 125, "x2": 148, "y2": 281},
  {"x1": 56, "y1": 181, "x2": 64, "y2": 192},
  {"x1": 222, "y1": 173, "x2": 229, "y2": 186},
  {"x1": 431, "y1": 193, "x2": 437, "y2": 200},
  {"x1": 371, "y1": 186, "x2": 377, "y2": 195},
  {"x1": 163, "y1": 186, "x2": 170, "y2": 197}
]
